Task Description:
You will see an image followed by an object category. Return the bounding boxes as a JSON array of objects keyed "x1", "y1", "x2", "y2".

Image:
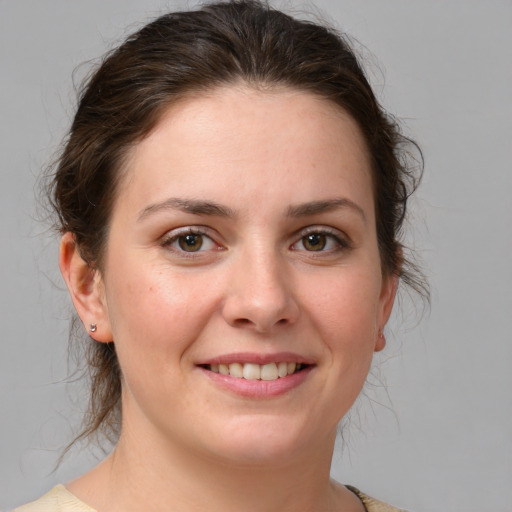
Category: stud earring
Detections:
[{"x1": 89, "y1": 323, "x2": 97, "y2": 333}]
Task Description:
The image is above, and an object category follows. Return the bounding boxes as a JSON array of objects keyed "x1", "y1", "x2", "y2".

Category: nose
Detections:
[{"x1": 221, "y1": 249, "x2": 299, "y2": 333}]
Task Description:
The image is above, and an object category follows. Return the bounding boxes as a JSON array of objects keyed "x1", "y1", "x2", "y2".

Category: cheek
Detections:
[
  {"x1": 307, "y1": 267, "x2": 381, "y2": 329},
  {"x1": 104, "y1": 260, "x2": 213, "y2": 367},
  {"x1": 302, "y1": 267, "x2": 382, "y2": 369},
  {"x1": 103, "y1": 265, "x2": 219, "y2": 424}
]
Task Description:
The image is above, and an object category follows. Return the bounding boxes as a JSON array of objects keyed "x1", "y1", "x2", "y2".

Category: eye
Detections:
[
  {"x1": 291, "y1": 228, "x2": 347, "y2": 253},
  {"x1": 178, "y1": 233, "x2": 207, "y2": 252},
  {"x1": 163, "y1": 229, "x2": 218, "y2": 253},
  {"x1": 302, "y1": 233, "x2": 329, "y2": 252}
]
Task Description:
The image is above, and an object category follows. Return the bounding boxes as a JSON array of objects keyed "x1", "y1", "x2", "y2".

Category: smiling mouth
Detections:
[{"x1": 199, "y1": 362, "x2": 308, "y2": 381}]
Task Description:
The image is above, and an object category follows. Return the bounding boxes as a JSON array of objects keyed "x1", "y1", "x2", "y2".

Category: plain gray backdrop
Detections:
[{"x1": 1, "y1": 1, "x2": 511, "y2": 510}]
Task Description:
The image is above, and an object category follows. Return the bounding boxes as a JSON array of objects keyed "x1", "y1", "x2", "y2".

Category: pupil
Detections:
[
  {"x1": 179, "y1": 234, "x2": 202, "y2": 252},
  {"x1": 304, "y1": 233, "x2": 326, "y2": 251}
]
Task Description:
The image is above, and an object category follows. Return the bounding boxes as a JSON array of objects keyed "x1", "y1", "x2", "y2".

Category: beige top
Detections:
[
  {"x1": 14, "y1": 486, "x2": 95, "y2": 512},
  {"x1": 14, "y1": 484, "x2": 407, "y2": 512}
]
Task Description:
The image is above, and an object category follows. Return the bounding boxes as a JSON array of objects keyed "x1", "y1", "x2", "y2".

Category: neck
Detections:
[{"x1": 68, "y1": 424, "x2": 362, "y2": 512}]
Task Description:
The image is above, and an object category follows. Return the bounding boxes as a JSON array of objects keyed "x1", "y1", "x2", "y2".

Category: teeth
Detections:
[
  {"x1": 278, "y1": 361, "x2": 288, "y2": 378},
  {"x1": 209, "y1": 362, "x2": 303, "y2": 380},
  {"x1": 242, "y1": 363, "x2": 261, "y2": 380},
  {"x1": 229, "y1": 362, "x2": 243, "y2": 378},
  {"x1": 261, "y1": 363, "x2": 278, "y2": 381}
]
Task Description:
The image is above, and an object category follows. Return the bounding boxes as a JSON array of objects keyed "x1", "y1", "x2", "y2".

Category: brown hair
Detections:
[{"x1": 49, "y1": 0, "x2": 427, "y2": 446}]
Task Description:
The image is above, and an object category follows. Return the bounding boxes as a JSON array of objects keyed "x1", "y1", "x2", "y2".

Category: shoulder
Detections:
[
  {"x1": 13, "y1": 483, "x2": 406, "y2": 512},
  {"x1": 13, "y1": 486, "x2": 97, "y2": 512},
  {"x1": 346, "y1": 485, "x2": 408, "y2": 512}
]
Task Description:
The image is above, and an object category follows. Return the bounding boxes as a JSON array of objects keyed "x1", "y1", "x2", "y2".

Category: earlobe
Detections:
[
  {"x1": 59, "y1": 232, "x2": 113, "y2": 342},
  {"x1": 374, "y1": 272, "x2": 399, "y2": 352}
]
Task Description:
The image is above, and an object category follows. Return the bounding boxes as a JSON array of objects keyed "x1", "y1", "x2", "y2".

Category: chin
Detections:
[
  {"x1": 213, "y1": 441, "x2": 303, "y2": 468},
  {"x1": 201, "y1": 415, "x2": 325, "y2": 467}
]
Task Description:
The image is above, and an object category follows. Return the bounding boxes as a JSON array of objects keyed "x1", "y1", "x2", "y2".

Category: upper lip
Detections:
[{"x1": 197, "y1": 352, "x2": 315, "y2": 366}]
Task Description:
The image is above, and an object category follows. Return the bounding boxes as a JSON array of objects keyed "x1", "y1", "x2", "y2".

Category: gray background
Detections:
[{"x1": 1, "y1": 1, "x2": 511, "y2": 510}]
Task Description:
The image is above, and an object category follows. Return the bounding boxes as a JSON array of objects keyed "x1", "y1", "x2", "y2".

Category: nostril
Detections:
[
  {"x1": 234, "y1": 318, "x2": 252, "y2": 326},
  {"x1": 232, "y1": 316, "x2": 289, "y2": 331}
]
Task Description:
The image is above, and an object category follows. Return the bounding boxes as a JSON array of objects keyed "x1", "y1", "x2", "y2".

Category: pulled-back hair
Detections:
[{"x1": 49, "y1": 0, "x2": 426, "y2": 446}]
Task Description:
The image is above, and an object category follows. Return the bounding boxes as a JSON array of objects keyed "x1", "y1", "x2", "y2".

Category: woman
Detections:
[{"x1": 15, "y1": 1, "x2": 425, "y2": 511}]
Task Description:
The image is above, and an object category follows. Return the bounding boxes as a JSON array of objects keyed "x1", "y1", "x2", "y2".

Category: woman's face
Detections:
[{"x1": 82, "y1": 86, "x2": 397, "y2": 465}]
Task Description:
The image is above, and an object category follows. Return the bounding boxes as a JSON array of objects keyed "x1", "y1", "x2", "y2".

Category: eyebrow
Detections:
[
  {"x1": 286, "y1": 198, "x2": 366, "y2": 222},
  {"x1": 138, "y1": 198, "x2": 235, "y2": 221},
  {"x1": 137, "y1": 196, "x2": 366, "y2": 223}
]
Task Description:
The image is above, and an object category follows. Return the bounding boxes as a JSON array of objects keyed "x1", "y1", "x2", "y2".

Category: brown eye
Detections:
[
  {"x1": 178, "y1": 233, "x2": 204, "y2": 252},
  {"x1": 302, "y1": 233, "x2": 327, "y2": 251},
  {"x1": 164, "y1": 229, "x2": 218, "y2": 255}
]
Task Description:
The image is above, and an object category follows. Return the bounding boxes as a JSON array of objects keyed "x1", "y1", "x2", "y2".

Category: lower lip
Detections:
[{"x1": 199, "y1": 366, "x2": 313, "y2": 398}]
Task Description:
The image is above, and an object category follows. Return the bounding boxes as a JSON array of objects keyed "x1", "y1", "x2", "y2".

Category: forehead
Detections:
[
  {"x1": 118, "y1": 85, "x2": 374, "y2": 217},
  {"x1": 142, "y1": 85, "x2": 370, "y2": 161}
]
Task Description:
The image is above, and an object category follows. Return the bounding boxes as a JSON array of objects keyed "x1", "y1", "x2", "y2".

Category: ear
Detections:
[
  {"x1": 374, "y1": 271, "x2": 399, "y2": 352},
  {"x1": 59, "y1": 232, "x2": 113, "y2": 342}
]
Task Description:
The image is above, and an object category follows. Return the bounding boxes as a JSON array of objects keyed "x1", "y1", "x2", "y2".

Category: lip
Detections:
[
  {"x1": 196, "y1": 352, "x2": 315, "y2": 398},
  {"x1": 197, "y1": 351, "x2": 315, "y2": 366}
]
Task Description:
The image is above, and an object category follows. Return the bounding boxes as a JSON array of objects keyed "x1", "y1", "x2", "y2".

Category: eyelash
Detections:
[
  {"x1": 160, "y1": 226, "x2": 350, "y2": 257},
  {"x1": 160, "y1": 227, "x2": 221, "y2": 257},
  {"x1": 290, "y1": 227, "x2": 350, "y2": 254}
]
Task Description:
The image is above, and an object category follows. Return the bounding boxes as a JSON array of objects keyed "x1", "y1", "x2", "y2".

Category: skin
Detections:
[{"x1": 60, "y1": 85, "x2": 398, "y2": 512}]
